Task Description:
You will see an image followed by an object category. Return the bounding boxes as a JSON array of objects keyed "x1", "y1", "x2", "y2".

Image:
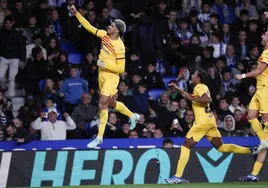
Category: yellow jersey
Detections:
[
  {"x1": 191, "y1": 83, "x2": 211, "y2": 120},
  {"x1": 257, "y1": 49, "x2": 268, "y2": 88},
  {"x1": 74, "y1": 12, "x2": 125, "y2": 76}
]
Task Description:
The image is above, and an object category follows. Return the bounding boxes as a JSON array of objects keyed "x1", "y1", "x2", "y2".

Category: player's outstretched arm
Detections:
[
  {"x1": 236, "y1": 62, "x2": 267, "y2": 80},
  {"x1": 69, "y1": 5, "x2": 106, "y2": 38}
]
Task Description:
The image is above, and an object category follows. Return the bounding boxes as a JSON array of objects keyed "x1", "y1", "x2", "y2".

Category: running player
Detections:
[
  {"x1": 236, "y1": 12, "x2": 268, "y2": 182},
  {"x1": 165, "y1": 69, "x2": 255, "y2": 184},
  {"x1": 69, "y1": 5, "x2": 140, "y2": 148}
]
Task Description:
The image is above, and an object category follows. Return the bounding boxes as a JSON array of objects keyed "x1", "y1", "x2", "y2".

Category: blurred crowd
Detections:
[{"x1": 0, "y1": 0, "x2": 267, "y2": 142}]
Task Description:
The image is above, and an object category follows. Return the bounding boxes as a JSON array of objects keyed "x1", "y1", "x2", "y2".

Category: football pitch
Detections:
[{"x1": 34, "y1": 182, "x2": 268, "y2": 188}]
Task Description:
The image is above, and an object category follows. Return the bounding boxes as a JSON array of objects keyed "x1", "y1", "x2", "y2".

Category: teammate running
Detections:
[{"x1": 165, "y1": 69, "x2": 255, "y2": 184}]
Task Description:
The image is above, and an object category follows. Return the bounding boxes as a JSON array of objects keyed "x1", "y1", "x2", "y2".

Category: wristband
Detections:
[{"x1": 242, "y1": 74, "x2": 246, "y2": 78}]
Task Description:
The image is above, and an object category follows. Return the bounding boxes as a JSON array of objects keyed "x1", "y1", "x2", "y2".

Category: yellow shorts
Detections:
[
  {"x1": 186, "y1": 115, "x2": 221, "y2": 142},
  {"x1": 98, "y1": 73, "x2": 119, "y2": 97},
  {"x1": 249, "y1": 87, "x2": 268, "y2": 114}
]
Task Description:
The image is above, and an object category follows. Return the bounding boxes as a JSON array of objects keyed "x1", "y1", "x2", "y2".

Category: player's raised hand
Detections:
[
  {"x1": 235, "y1": 74, "x2": 243, "y2": 80},
  {"x1": 264, "y1": 11, "x2": 268, "y2": 19},
  {"x1": 69, "y1": 5, "x2": 77, "y2": 14}
]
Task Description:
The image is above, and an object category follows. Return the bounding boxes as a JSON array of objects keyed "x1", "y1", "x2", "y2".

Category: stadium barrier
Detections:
[
  {"x1": 0, "y1": 137, "x2": 261, "y2": 151},
  {"x1": 1, "y1": 148, "x2": 267, "y2": 187}
]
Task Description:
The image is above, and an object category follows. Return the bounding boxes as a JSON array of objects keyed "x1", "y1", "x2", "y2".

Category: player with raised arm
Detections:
[
  {"x1": 165, "y1": 69, "x2": 255, "y2": 184},
  {"x1": 69, "y1": 5, "x2": 140, "y2": 148},
  {"x1": 236, "y1": 12, "x2": 268, "y2": 182}
]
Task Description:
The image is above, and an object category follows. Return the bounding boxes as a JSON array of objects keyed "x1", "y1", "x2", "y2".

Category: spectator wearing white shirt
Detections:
[
  {"x1": 209, "y1": 32, "x2": 226, "y2": 58},
  {"x1": 26, "y1": 34, "x2": 47, "y2": 60},
  {"x1": 32, "y1": 107, "x2": 76, "y2": 140}
]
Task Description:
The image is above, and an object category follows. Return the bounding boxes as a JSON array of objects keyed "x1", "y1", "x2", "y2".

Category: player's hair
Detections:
[
  {"x1": 197, "y1": 69, "x2": 209, "y2": 85},
  {"x1": 114, "y1": 19, "x2": 126, "y2": 35}
]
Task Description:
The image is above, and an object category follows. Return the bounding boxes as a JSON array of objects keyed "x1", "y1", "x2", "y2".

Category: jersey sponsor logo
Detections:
[{"x1": 196, "y1": 148, "x2": 233, "y2": 183}]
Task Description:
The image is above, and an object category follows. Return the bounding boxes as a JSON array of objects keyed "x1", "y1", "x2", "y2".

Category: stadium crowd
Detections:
[{"x1": 0, "y1": 0, "x2": 267, "y2": 142}]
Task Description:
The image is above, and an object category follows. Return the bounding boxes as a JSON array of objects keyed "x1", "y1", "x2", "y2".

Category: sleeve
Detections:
[
  {"x1": 262, "y1": 51, "x2": 268, "y2": 65},
  {"x1": 18, "y1": 33, "x2": 26, "y2": 61},
  {"x1": 32, "y1": 117, "x2": 43, "y2": 130},
  {"x1": 251, "y1": 6, "x2": 259, "y2": 20},
  {"x1": 195, "y1": 85, "x2": 209, "y2": 98},
  {"x1": 74, "y1": 12, "x2": 107, "y2": 38},
  {"x1": 64, "y1": 116, "x2": 76, "y2": 130}
]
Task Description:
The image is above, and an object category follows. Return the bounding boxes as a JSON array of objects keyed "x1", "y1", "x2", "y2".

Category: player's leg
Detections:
[
  {"x1": 209, "y1": 136, "x2": 251, "y2": 154},
  {"x1": 165, "y1": 123, "x2": 206, "y2": 184},
  {"x1": 239, "y1": 150, "x2": 267, "y2": 182},
  {"x1": 247, "y1": 93, "x2": 267, "y2": 142},
  {"x1": 87, "y1": 92, "x2": 110, "y2": 148},
  {"x1": 109, "y1": 95, "x2": 140, "y2": 130}
]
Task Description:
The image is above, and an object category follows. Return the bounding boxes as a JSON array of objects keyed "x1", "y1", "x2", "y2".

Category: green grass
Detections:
[{"x1": 34, "y1": 182, "x2": 268, "y2": 188}]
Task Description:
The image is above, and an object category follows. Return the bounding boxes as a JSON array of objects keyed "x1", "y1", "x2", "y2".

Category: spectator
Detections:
[
  {"x1": 219, "y1": 68, "x2": 237, "y2": 98},
  {"x1": 106, "y1": 0, "x2": 123, "y2": 20},
  {"x1": 232, "y1": 9, "x2": 250, "y2": 34},
  {"x1": 235, "y1": 0, "x2": 259, "y2": 20},
  {"x1": 168, "y1": 118, "x2": 185, "y2": 137},
  {"x1": 40, "y1": 22, "x2": 55, "y2": 49},
  {"x1": 32, "y1": 107, "x2": 76, "y2": 140},
  {"x1": 115, "y1": 123, "x2": 130, "y2": 138},
  {"x1": 23, "y1": 15, "x2": 41, "y2": 44},
  {"x1": 220, "y1": 24, "x2": 231, "y2": 44},
  {"x1": 183, "y1": 109, "x2": 195, "y2": 132},
  {"x1": 26, "y1": 34, "x2": 47, "y2": 60},
  {"x1": 142, "y1": 119, "x2": 156, "y2": 138},
  {"x1": 175, "y1": 18, "x2": 192, "y2": 45},
  {"x1": 12, "y1": 118, "x2": 23, "y2": 128},
  {"x1": 199, "y1": 21, "x2": 212, "y2": 47},
  {"x1": 47, "y1": 36, "x2": 60, "y2": 62},
  {"x1": 234, "y1": 109, "x2": 249, "y2": 130},
  {"x1": 229, "y1": 96, "x2": 244, "y2": 114},
  {"x1": 50, "y1": 8, "x2": 63, "y2": 39},
  {"x1": 145, "y1": 62, "x2": 165, "y2": 89},
  {"x1": 198, "y1": 2, "x2": 211, "y2": 23},
  {"x1": 213, "y1": 110, "x2": 224, "y2": 128},
  {"x1": 42, "y1": 97, "x2": 62, "y2": 120},
  {"x1": 5, "y1": 124, "x2": 33, "y2": 143},
  {"x1": 247, "y1": 20, "x2": 262, "y2": 45},
  {"x1": 128, "y1": 130, "x2": 139, "y2": 138},
  {"x1": 182, "y1": 0, "x2": 202, "y2": 17},
  {"x1": 0, "y1": 0, "x2": 11, "y2": 27},
  {"x1": 11, "y1": 0, "x2": 30, "y2": 28},
  {"x1": 222, "y1": 44, "x2": 237, "y2": 69},
  {"x1": 23, "y1": 47, "x2": 49, "y2": 94},
  {"x1": 176, "y1": 66, "x2": 190, "y2": 92},
  {"x1": 34, "y1": 0, "x2": 49, "y2": 24},
  {"x1": 200, "y1": 46, "x2": 216, "y2": 69},
  {"x1": 209, "y1": 32, "x2": 226, "y2": 58},
  {"x1": 153, "y1": 128, "x2": 163, "y2": 138},
  {"x1": 178, "y1": 98, "x2": 188, "y2": 119},
  {"x1": 59, "y1": 66, "x2": 88, "y2": 114},
  {"x1": 218, "y1": 98, "x2": 232, "y2": 121},
  {"x1": 207, "y1": 65, "x2": 221, "y2": 104},
  {"x1": 162, "y1": 138, "x2": 174, "y2": 148},
  {"x1": 17, "y1": 94, "x2": 40, "y2": 129},
  {"x1": 234, "y1": 29, "x2": 248, "y2": 61},
  {"x1": 219, "y1": 115, "x2": 237, "y2": 137},
  {"x1": 158, "y1": 92, "x2": 170, "y2": 107},
  {"x1": 210, "y1": 0, "x2": 237, "y2": 25},
  {"x1": 98, "y1": 7, "x2": 114, "y2": 30},
  {"x1": 0, "y1": 103, "x2": 7, "y2": 141},
  {"x1": 132, "y1": 83, "x2": 150, "y2": 114},
  {"x1": 0, "y1": 15, "x2": 26, "y2": 97},
  {"x1": 72, "y1": 93, "x2": 98, "y2": 130},
  {"x1": 52, "y1": 52, "x2": 70, "y2": 80}
]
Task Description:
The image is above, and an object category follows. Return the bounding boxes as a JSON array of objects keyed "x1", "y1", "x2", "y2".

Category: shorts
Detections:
[
  {"x1": 186, "y1": 115, "x2": 221, "y2": 142},
  {"x1": 98, "y1": 73, "x2": 119, "y2": 97},
  {"x1": 249, "y1": 87, "x2": 268, "y2": 114}
]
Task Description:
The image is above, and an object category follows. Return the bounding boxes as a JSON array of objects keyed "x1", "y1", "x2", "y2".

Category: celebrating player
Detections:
[
  {"x1": 236, "y1": 12, "x2": 268, "y2": 182},
  {"x1": 165, "y1": 70, "x2": 255, "y2": 184},
  {"x1": 69, "y1": 5, "x2": 140, "y2": 148}
]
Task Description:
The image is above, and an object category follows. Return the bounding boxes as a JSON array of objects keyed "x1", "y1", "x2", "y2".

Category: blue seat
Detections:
[
  {"x1": 68, "y1": 53, "x2": 83, "y2": 64},
  {"x1": 60, "y1": 40, "x2": 76, "y2": 53},
  {"x1": 39, "y1": 80, "x2": 46, "y2": 91},
  {"x1": 148, "y1": 89, "x2": 165, "y2": 100},
  {"x1": 162, "y1": 76, "x2": 176, "y2": 88},
  {"x1": 171, "y1": 66, "x2": 177, "y2": 75}
]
